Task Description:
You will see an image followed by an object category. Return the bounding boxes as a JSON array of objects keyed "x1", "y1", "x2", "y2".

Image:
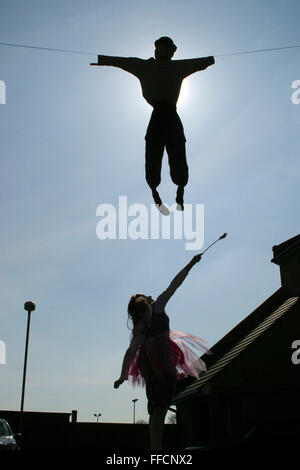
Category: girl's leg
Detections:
[{"x1": 149, "y1": 405, "x2": 168, "y2": 450}]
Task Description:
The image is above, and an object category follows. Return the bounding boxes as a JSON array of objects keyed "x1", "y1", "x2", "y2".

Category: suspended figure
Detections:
[
  {"x1": 113, "y1": 254, "x2": 210, "y2": 450},
  {"x1": 91, "y1": 37, "x2": 215, "y2": 212}
]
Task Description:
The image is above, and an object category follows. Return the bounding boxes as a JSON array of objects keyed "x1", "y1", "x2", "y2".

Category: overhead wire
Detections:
[
  {"x1": 0, "y1": 40, "x2": 300, "y2": 58},
  {"x1": 0, "y1": 41, "x2": 95, "y2": 56},
  {"x1": 214, "y1": 44, "x2": 300, "y2": 57}
]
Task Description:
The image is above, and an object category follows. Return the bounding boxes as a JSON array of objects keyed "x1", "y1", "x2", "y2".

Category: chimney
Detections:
[
  {"x1": 71, "y1": 410, "x2": 77, "y2": 423},
  {"x1": 271, "y1": 234, "x2": 300, "y2": 295}
]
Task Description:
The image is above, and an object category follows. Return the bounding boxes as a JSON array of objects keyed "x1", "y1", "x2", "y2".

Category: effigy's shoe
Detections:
[{"x1": 156, "y1": 203, "x2": 170, "y2": 216}]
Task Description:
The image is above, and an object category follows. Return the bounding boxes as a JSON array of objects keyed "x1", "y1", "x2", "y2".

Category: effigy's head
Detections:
[{"x1": 154, "y1": 37, "x2": 177, "y2": 59}]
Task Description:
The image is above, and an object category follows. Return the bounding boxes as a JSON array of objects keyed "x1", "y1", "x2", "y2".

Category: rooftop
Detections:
[
  {"x1": 271, "y1": 233, "x2": 300, "y2": 264},
  {"x1": 174, "y1": 288, "x2": 299, "y2": 403}
]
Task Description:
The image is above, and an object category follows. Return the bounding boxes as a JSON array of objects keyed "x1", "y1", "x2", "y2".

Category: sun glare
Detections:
[{"x1": 177, "y1": 80, "x2": 190, "y2": 109}]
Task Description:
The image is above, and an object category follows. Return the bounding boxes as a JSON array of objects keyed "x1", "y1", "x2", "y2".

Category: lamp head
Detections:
[{"x1": 24, "y1": 301, "x2": 36, "y2": 312}]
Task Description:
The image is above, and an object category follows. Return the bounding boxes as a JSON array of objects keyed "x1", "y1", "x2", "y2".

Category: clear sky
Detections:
[{"x1": 0, "y1": 0, "x2": 300, "y2": 424}]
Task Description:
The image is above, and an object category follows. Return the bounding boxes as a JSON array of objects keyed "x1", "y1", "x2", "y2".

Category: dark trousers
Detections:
[
  {"x1": 145, "y1": 377, "x2": 176, "y2": 415},
  {"x1": 138, "y1": 341, "x2": 177, "y2": 416},
  {"x1": 145, "y1": 103, "x2": 189, "y2": 194}
]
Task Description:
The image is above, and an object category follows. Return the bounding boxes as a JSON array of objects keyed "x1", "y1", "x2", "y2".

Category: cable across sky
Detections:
[{"x1": 0, "y1": 40, "x2": 300, "y2": 58}]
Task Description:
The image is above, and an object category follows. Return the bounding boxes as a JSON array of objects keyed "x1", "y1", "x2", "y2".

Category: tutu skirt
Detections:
[{"x1": 128, "y1": 330, "x2": 210, "y2": 387}]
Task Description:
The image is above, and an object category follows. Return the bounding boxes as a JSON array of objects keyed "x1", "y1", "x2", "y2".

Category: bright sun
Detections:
[{"x1": 177, "y1": 80, "x2": 190, "y2": 108}]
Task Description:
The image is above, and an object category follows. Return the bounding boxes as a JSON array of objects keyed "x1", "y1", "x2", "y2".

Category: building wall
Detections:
[
  {"x1": 66, "y1": 422, "x2": 178, "y2": 451},
  {"x1": 0, "y1": 410, "x2": 71, "y2": 450},
  {"x1": 176, "y1": 301, "x2": 300, "y2": 446},
  {"x1": 212, "y1": 301, "x2": 300, "y2": 392},
  {"x1": 208, "y1": 303, "x2": 300, "y2": 442},
  {"x1": 0, "y1": 410, "x2": 178, "y2": 450},
  {"x1": 176, "y1": 397, "x2": 210, "y2": 448}
]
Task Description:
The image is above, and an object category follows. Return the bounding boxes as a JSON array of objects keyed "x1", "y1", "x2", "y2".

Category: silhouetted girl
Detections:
[{"x1": 114, "y1": 254, "x2": 210, "y2": 450}]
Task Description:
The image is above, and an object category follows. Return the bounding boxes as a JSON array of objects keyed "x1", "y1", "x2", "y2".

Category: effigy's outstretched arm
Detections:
[{"x1": 90, "y1": 55, "x2": 143, "y2": 76}]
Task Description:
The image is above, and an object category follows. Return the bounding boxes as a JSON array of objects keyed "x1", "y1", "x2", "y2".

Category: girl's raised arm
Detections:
[{"x1": 155, "y1": 254, "x2": 202, "y2": 312}]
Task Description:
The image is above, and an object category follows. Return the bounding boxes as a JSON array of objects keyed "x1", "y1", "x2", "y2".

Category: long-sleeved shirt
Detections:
[
  {"x1": 119, "y1": 266, "x2": 190, "y2": 380},
  {"x1": 98, "y1": 55, "x2": 215, "y2": 107}
]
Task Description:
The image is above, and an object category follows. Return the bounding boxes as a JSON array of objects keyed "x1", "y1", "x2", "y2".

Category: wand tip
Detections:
[{"x1": 220, "y1": 232, "x2": 228, "y2": 239}]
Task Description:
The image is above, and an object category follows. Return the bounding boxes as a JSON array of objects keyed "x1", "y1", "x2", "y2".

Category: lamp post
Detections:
[
  {"x1": 94, "y1": 413, "x2": 101, "y2": 423},
  {"x1": 19, "y1": 301, "x2": 36, "y2": 436},
  {"x1": 132, "y1": 399, "x2": 138, "y2": 424}
]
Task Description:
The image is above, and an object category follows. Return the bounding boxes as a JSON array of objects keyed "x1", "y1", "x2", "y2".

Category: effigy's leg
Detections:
[
  {"x1": 145, "y1": 140, "x2": 169, "y2": 215},
  {"x1": 145, "y1": 140, "x2": 164, "y2": 195},
  {"x1": 166, "y1": 139, "x2": 188, "y2": 210}
]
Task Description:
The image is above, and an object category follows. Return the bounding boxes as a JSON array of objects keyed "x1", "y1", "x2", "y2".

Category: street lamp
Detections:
[
  {"x1": 132, "y1": 399, "x2": 138, "y2": 424},
  {"x1": 94, "y1": 413, "x2": 101, "y2": 423},
  {"x1": 19, "y1": 301, "x2": 36, "y2": 435}
]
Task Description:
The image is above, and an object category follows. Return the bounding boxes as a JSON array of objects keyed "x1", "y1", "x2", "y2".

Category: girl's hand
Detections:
[
  {"x1": 192, "y1": 254, "x2": 202, "y2": 264},
  {"x1": 185, "y1": 254, "x2": 202, "y2": 273},
  {"x1": 114, "y1": 378, "x2": 124, "y2": 389}
]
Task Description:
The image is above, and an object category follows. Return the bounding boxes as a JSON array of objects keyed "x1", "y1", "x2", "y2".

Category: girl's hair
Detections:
[{"x1": 127, "y1": 294, "x2": 149, "y2": 331}]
